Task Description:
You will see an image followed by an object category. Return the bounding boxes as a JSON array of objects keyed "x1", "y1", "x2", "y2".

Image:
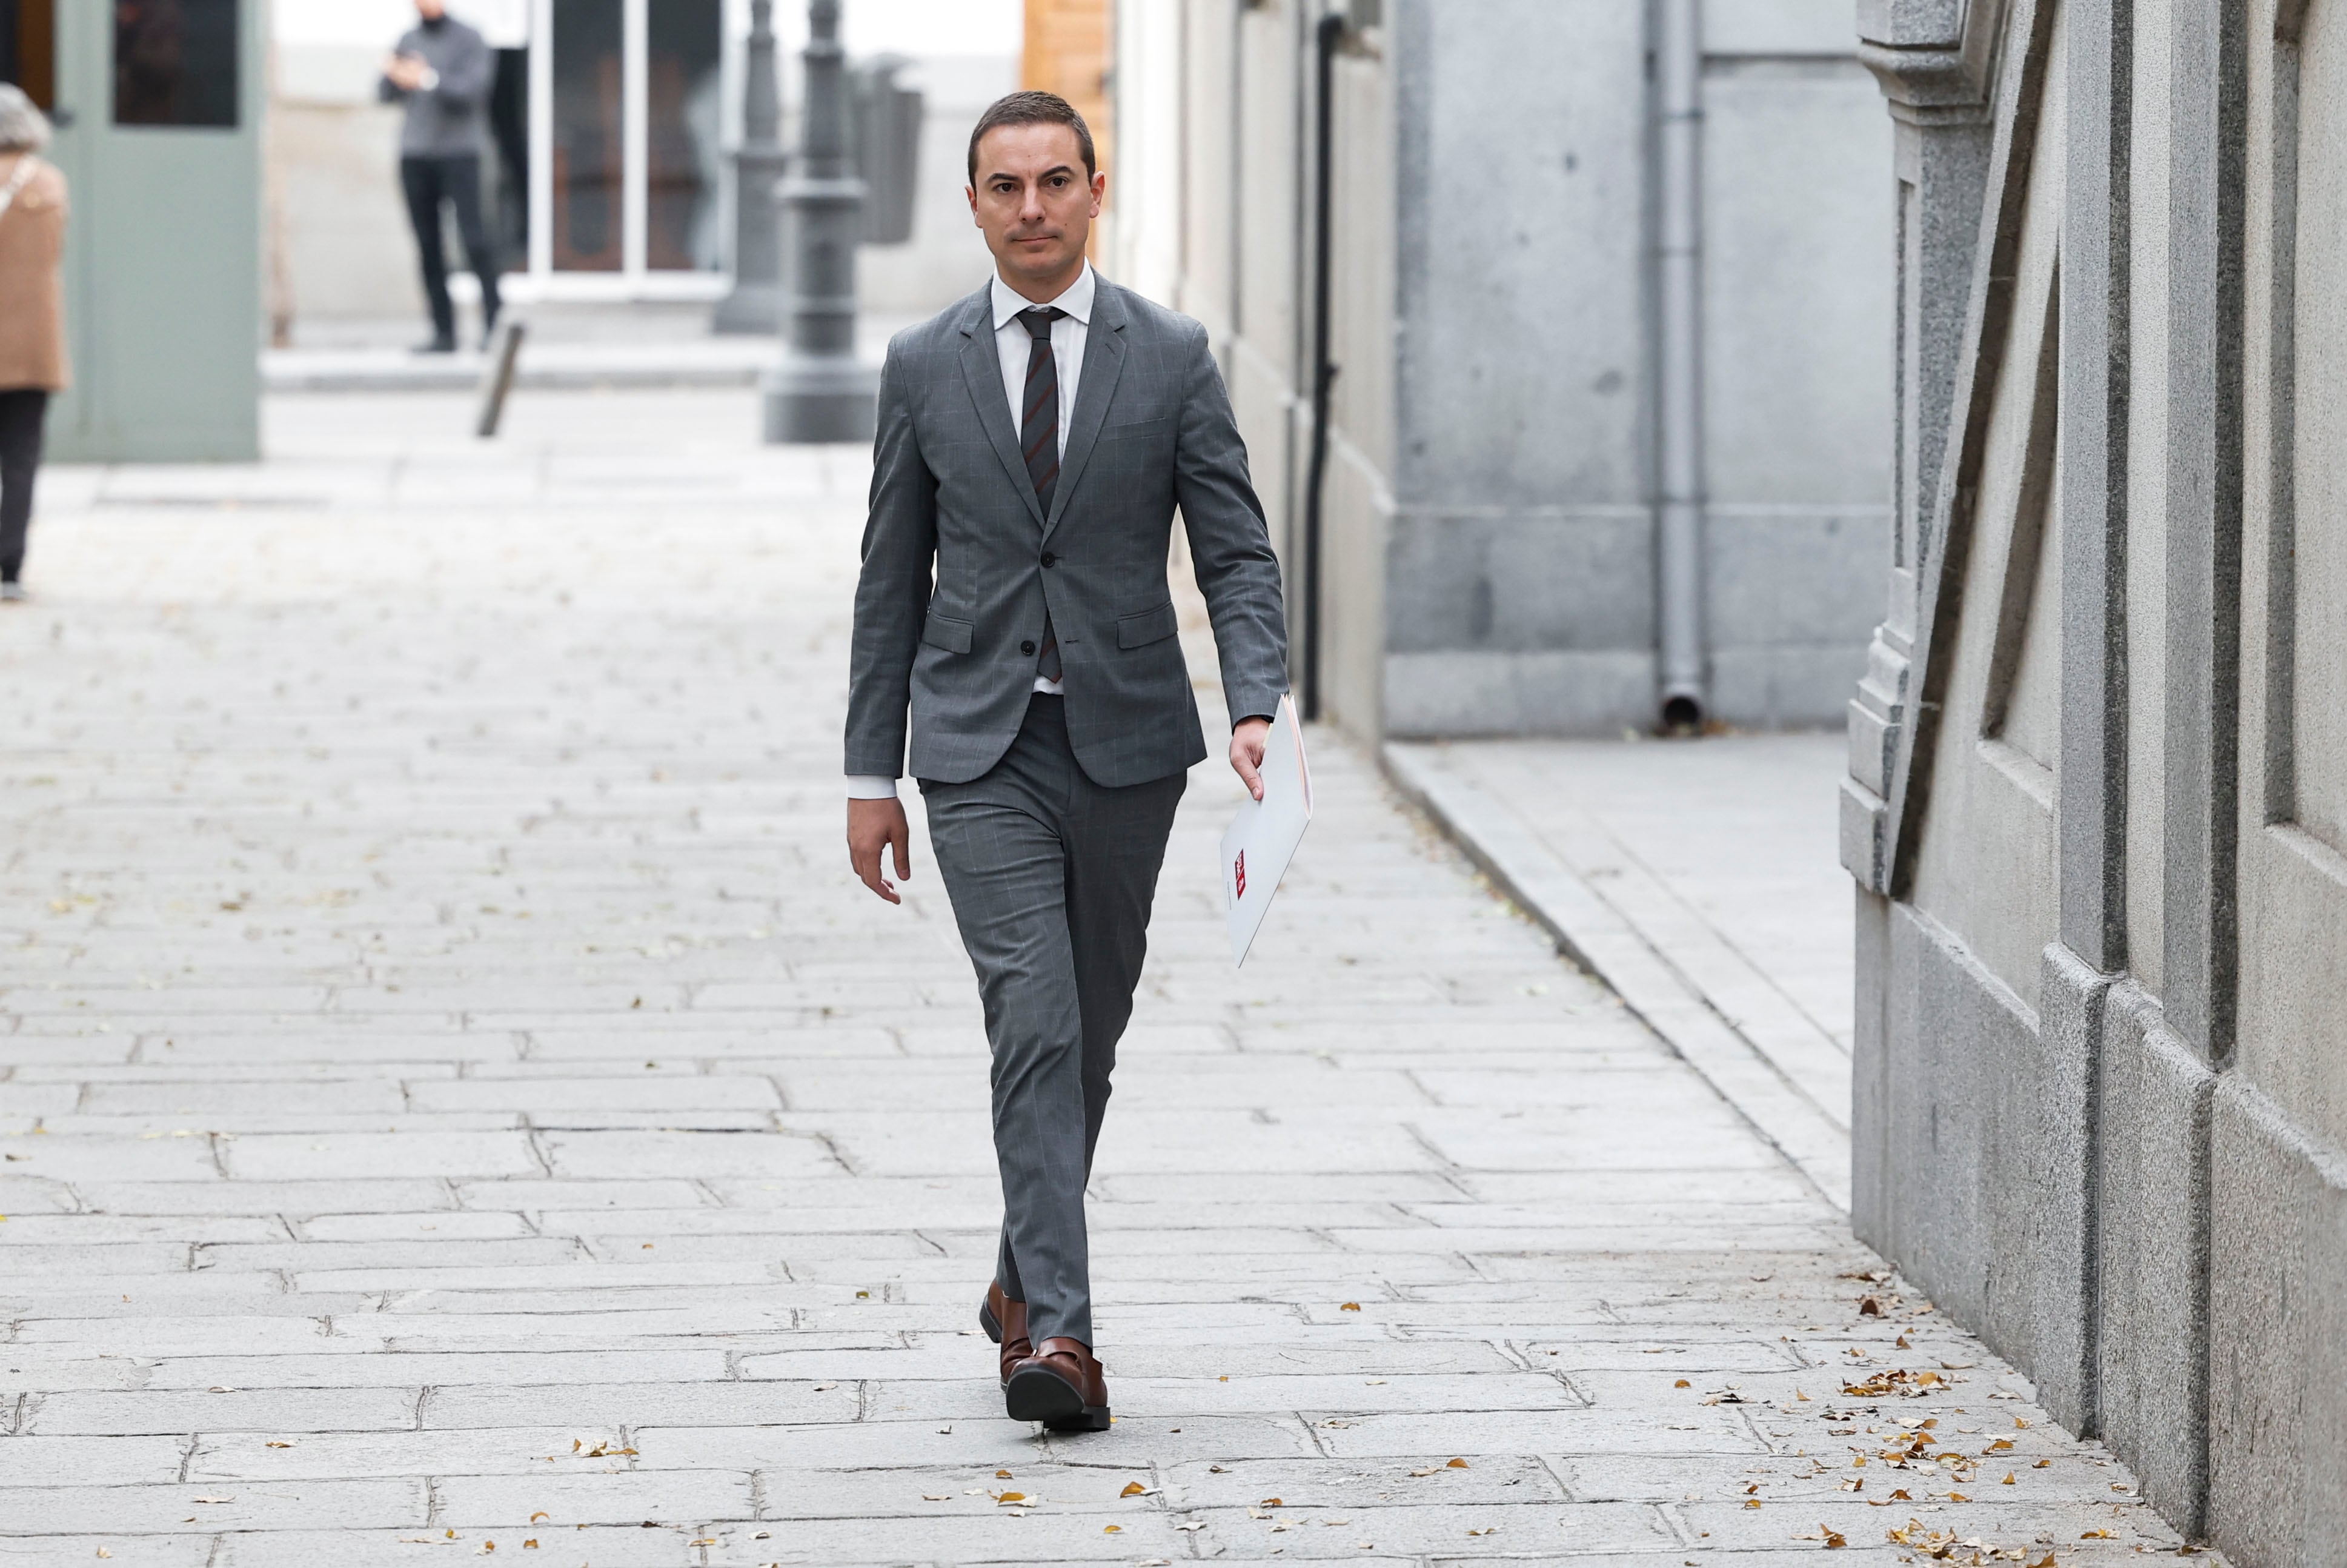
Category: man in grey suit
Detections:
[{"x1": 845, "y1": 91, "x2": 1289, "y2": 1431}]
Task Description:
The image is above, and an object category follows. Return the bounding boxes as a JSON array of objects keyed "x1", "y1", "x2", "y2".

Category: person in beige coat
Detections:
[{"x1": 0, "y1": 85, "x2": 68, "y2": 602}]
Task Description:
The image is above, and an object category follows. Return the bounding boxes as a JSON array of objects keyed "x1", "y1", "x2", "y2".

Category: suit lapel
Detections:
[
  {"x1": 957, "y1": 290, "x2": 1047, "y2": 531},
  {"x1": 1044, "y1": 281, "x2": 1129, "y2": 540}
]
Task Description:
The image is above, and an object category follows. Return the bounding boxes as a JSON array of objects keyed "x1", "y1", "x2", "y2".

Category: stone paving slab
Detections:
[{"x1": 0, "y1": 390, "x2": 2208, "y2": 1565}]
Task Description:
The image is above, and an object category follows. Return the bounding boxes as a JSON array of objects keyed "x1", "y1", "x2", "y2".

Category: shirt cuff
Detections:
[{"x1": 846, "y1": 775, "x2": 900, "y2": 800}]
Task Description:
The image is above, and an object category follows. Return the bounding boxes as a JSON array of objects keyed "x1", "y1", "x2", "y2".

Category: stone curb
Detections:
[{"x1": 1381, "y1": 742, "x2": 1853, "y2": 1211}]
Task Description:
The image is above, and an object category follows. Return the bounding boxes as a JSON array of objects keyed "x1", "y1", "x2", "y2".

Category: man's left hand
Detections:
[{"x1": 1230, "y1": 716, "x2": 1271, "y2": 801}]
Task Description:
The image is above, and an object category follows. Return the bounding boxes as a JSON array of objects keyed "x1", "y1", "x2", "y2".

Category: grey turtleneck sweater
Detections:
[{"x1": 379, "y1": 15, "x2": 496, "y2": 159}]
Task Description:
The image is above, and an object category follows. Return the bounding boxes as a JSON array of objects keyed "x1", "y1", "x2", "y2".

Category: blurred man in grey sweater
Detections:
[{"x1": 380, "y1": 1, "x2": 502, "y2": 353}]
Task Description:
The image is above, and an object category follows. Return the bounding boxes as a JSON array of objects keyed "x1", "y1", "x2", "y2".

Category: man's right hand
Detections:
[{"x1": 848, "y1": 796, "x2": 913, "y2": 905}]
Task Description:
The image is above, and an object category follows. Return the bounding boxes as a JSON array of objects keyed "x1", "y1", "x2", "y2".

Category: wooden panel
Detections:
[{"x1": 3, "y1": 0, "x2": 58, "y2": 110}]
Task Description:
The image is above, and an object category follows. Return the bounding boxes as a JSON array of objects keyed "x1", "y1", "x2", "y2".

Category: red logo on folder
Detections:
[{"x1": 1233, "y1": 851, "x2": 1247, "y2": 899}]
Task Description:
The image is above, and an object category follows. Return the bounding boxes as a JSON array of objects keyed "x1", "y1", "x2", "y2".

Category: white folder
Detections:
[{"x1": 1220, "y1": 693, "x2": 1313, "y2": 966}]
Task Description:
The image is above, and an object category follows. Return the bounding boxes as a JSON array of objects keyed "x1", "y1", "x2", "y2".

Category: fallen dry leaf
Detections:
[
  {"x1": 2082, "y1": 1529, "x2": 2113, "y2": 1539},
  {"x1": 1675, "y1": 1379, "x2": 1692, "y2": 1389},
  {"x1": 1858, "y1": 1295, "x2": 1885, "y2": 1317},
  {"x1": 530, "y1": 1513, "x2": 548, "y2": 1523},
  {"x1": 1339, "y1": 1301, "x2": 1361, "y2": 1311},
  {"x1": 997, "y1": 1470, "x2": 1014, "y2": 1480},
  {"x1": 1120, "y1": 1481, "x2": 1147, "y2": 1497},
  {"x1": 1446, "y1": 1457, "x2": 1467, "y2": 1469},
  {"x1": 1842, "y1": 1368, "x2": 1941, "y2": 1399}
]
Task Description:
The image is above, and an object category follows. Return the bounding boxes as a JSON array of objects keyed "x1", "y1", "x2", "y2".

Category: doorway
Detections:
[
  {"x1": 0, "y1": 0, "x2": 56, "y2": 110},
  {"x1": 522, "y1": 0, "x2": 726, "y2": 297}
]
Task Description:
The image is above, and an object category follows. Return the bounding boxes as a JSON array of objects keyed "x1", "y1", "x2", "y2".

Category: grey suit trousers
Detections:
[{"x1": 920, "y1": 694, "x2": 1185, "y2": 1348}]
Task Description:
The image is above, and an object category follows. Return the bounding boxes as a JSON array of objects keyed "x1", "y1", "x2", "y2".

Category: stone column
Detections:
[
  {"x1": 1844, "y1": 0, "x2": 2003, "y2": 1256},
  {"x1": 1842, "y1": 1, "x2": 2003, "y2": 897},
  {"x1": 762, "y1": 0, "x2": 880, "y2": 443},
  {"x1": 714, "y1": 0, "x2": 788, "y2": 335}
]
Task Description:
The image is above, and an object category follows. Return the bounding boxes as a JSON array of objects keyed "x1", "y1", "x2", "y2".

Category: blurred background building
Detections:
[
  {"x1": 1, "y1": 0, "x2": 262, "y2": 459},
  {"x1": 1104, "y1": 0, "x2": 1894, "y2": 739},
  {"x1": 267, "y1": 0, "x2": 1015, "y2": 333}
]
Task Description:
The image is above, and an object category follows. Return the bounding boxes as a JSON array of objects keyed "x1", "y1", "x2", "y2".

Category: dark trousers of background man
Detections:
[
  {"x1": 400, "y1": 153, "x2": 502, "y2": 348},
  {"x1": 0, "y1": 390, "x2": 47, "y2": 586}
]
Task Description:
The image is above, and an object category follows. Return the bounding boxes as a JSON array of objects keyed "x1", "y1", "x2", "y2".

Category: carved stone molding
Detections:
[
  {"x1": 1858, "y1": 0, "x2": 2013, "y2": 119},
  {"x1": 1844, "y1": 0, "x2": 2018, "y2": 892}
]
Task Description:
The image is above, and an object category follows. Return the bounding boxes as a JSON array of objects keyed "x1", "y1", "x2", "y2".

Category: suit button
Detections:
[
  {"x1": 1020, "y1": 640, "x2": 1037, "y2": 655},
  {"x1": 1040, "y1": 552, "x2": 1057, "y2": 567}
]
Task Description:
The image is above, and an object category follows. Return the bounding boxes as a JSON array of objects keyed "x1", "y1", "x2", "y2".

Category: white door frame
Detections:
[{"x1": 506, "y1": 0, "x2": 741, "y2": 302}]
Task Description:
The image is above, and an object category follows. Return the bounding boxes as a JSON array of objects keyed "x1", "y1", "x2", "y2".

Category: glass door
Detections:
[
  {"x1": 549, "y1": 0, "x2": 622, "y2": 271},
  {"x1": 526, "y1": 0, "x2": 729, "y2": 296},
  {"x1": 646, "y1": 0, "x2": 722, "y2": 273}
]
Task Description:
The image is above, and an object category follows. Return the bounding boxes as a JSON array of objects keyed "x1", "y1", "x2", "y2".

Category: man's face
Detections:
[
  {"x1": 967, "y1": 122, "x2": 1104, "y2": 293},
  {"x1": 416, "y1": 0, "x2": 446, "y2": 19}
]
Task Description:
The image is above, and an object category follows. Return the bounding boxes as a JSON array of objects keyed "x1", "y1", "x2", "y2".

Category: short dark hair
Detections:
[{"x1": 966, "y1": 90, "x2": 1097, "y2": 185}]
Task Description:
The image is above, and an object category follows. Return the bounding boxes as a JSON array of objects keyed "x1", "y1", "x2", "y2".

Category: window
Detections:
[{"x1": 114, "y1": 0, "x2": 239, "y2": 129}]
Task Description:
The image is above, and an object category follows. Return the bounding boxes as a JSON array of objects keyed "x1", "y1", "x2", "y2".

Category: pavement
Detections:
[
  {"x1": 1386, "y1": 737, "x2": 1852, "y2": 1210},
  {"x1": 0, "y1": 388, "x2": 2202, "y2": 1565}
]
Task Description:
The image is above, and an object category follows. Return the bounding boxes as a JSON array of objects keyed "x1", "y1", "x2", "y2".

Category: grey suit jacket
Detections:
[{"x1": 846, "y1": 276, "x2": 1289, "y2": 789}]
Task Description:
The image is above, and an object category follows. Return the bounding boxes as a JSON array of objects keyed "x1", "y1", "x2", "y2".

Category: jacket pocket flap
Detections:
[
  {"x1": 1101, "y1": 414, "x2": 1175, "y2": 439},
  {"x1": 1117, "y1": 602, "x2": 1180, "y2": 649},
  {"x1": 923, "y1": 612, "x2": 974, "y2": 653}
]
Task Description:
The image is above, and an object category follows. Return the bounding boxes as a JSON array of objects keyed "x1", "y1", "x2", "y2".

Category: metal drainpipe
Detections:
[
  {"x1": 1301, "y1": 10, "x2": 1344, "y2": 721},
  {"x1": 1655, "y1": 0, "x2": 1707, "y2": 729}
]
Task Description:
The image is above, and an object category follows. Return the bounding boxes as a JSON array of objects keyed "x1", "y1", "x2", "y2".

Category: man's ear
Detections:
[
  {"x1": 1089, "y1": 170, "x2": 1107, "y2": 217},
  {"x1": 966, "y1": 185, "x2": 980, "y2": 224}
]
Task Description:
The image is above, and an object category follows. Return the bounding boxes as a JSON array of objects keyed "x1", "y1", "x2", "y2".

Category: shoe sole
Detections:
[
  {"x1": 1003, "y1": 1364, "x2": 1110, "y2": 1431},
  {"x1": 978, "y1": 1301, "x2": 1001, "y2": 1344}
]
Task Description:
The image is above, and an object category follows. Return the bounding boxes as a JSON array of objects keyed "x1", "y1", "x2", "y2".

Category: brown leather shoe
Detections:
[
  {"x1": 1004, "y1": 1335, "x2": 1111, "y2": 1431},
  {"x1": 978, "y1": 1281, "x2": 1031, "y2": 1388}
]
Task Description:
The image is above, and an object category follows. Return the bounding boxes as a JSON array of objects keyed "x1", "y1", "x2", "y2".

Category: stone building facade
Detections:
[
  {"x1": 1108, "y1": 0, "x2": 1893, "y2": 739},
  {"x1": 1844, "y1": 0, "x2": 2347, "y2": 1558}
]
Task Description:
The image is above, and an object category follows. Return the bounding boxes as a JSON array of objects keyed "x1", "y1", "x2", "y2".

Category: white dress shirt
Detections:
[{"x1": 848, "y1": 266, "x2": 1095, "y2": 801}]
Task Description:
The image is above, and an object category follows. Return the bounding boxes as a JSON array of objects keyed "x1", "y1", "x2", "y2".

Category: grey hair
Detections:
[{"x1": 0, "y1": 86, "x2": 51, "y2": 154}]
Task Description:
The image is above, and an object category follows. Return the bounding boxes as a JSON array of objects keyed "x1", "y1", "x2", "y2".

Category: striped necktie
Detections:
[{"x1": 1020, "y1": 306, "x2": 1066, "y2": 683}]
